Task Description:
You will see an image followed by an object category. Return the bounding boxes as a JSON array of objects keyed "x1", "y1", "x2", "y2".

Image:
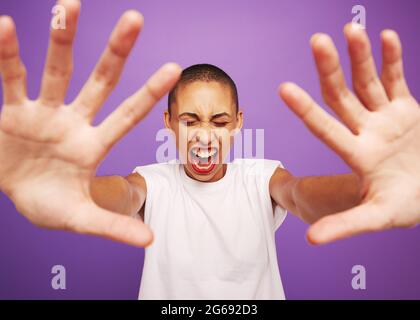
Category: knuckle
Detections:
[
  {"x1": 323, "y1": 87, "x2": 350, "y2": 107},
  {"x1": 144, "y1": 82, "x2": 160, "y2": 104},
  {"x1": 94, "y1": 75, "x2": 117, "y2": 91},
  {"x1": 118, "y1": 95, "x2": 145, "y2": 128},
  {"x1": 120, "y1": 105, "x2": 137, "y2": 128},
  {"x1": 318, "y1": 118, "x2": 335, "y2": 140},
  {"x1": 300, "y1": 103, "x2": 315, "y2": 122},
  {"x1": 45, "y1": 63, "x2": 73, "y2": 80},
  {"x1": 93, "y1": 65, "x2": 118, "y2": 90},
  {"x1": 108, "y1": 41, "x2": 129, "y2": 59},
  {"x1": 353, "y1": 75, "x2": 377, "y2": 94},
  {"x1": 51, "y1": 33, "x2": 73, "y2": 47},
  {"x1": 382, "y1": 66, "x2": 403, "y2": 83},
  {"x1": 2, "y1": 66, "x2": 26, "y2": 85}
]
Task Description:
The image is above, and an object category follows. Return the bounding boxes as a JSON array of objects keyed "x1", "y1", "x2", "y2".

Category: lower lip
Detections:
[{"x1": 191, "y1": 161, "x2": 216, "y2": 174}]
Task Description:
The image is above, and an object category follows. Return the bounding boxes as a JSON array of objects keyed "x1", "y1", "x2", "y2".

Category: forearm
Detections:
[
  {"x1": 271, "y1": 170, "x2": 363, "y2": 224},
  {"x1": 90, "y1": 176, "x2": 138, "y2": 216},
  {"x1": 291, "y1": 173, "x2": 362, "y2": 224}
]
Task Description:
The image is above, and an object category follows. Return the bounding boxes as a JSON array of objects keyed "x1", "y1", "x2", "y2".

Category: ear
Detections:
[
  {"x1": 163, "y1": 110, "x2": 176, "y2": 139},
  {"x1": 235, "y1": 109, "x2": 243, "y2": 131},
  {"x1": 163, "y1": 110, "x2": 172, "y2": 131}
]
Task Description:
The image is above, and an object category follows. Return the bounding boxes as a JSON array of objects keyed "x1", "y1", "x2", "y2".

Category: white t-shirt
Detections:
[{"x1": 132, "y1": 158, "x2": 287, "y2": 300}]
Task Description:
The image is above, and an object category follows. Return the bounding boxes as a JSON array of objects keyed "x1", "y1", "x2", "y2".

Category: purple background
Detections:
[{"x1": 0, "y1": 0, "x2": 419, "y2": 299}]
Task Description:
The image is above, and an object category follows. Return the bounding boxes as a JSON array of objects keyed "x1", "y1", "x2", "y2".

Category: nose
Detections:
[{"x1": 191, "y1": 127, "x2": 218, "y2": 146}]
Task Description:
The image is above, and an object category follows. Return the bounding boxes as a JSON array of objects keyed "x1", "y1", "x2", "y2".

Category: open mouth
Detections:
[{"x1": 189, "y1": 146, "x2": 218, "y2": 174}]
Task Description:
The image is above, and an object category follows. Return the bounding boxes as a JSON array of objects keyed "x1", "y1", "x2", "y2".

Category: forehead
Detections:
[{"x1": 173, "y1": 81, "x2": 235, "y2": 116}]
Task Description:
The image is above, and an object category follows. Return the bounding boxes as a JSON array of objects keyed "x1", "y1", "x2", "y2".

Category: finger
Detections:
[
  {"x1": 279, "y1": 82, "x2": 356, "y2": 160},
  {"x1": 97, "y1": 62, "x2": 181, "y2": 150},
  {"x1": 380, "y1": 29, "x2": 411, "y2": 100},
  {"x1": 38, "y1": 0, "x2": 80, "y2": 107},
  {"x1": 0, "y1": 16, "x2": 27, "y2": 105},
  {"x1": 71, "y1": 202, "x2": 154, "y2": 247},
  {"x1": 344, "y1": 23, "x2": 389, "y2": 110},
  {"x1": 306, "y1": 202, "x2": 391, "y2": 244},
  {"x1": 310, "y1": 33, "x2": 367, "y2": 133},
  {"x1": 72, "y1": 10, "x2": 143, "y2": 121}
]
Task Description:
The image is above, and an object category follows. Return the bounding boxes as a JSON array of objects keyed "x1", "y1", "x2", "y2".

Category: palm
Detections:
[
  {"x1": 0, "y1": 100, "x2": 103, "y2": 229},
  {"x1": 280, "y1": 23, "x2": 420, "y2": 243},
  {"x1": 351, "y1": 97, "x2": 420, "y2": 227},
  {"x1": 0, "y1": 0, "x2": 180, "y2": 247},
  {"x1": 349, "y1": 97, "x2": 419, "y2": 175}
]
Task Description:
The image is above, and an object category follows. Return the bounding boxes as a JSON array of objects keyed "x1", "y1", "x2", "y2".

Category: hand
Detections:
[
  {"x1": 279, "y1": 23, "x2": 420, "y2": 244},
  {"x1": 0, "y1": 0, "x2": 181, "y2": 247}
]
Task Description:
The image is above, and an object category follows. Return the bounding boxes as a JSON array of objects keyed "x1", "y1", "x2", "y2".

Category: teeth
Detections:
[{"x1": 192, "y1": 148, "x2": 217, "y2": 158}]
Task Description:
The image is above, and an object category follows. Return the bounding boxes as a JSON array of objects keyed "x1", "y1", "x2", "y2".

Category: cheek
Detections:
[
  {"x1": 176, "y1": 132, "x2": 189, "y2": 159},
  {"x1": 172, "y1": 122, "x2": 190, "y2": 148},
  {"x1": 214, "y1": 128, "x2": 234, "y2": 157},
  {"x1": 176, "y1": 130, "x2": 188, "y2": 147}
]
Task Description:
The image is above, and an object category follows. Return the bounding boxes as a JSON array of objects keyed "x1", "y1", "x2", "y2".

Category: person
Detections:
[{"x1": 0, "y1": 0, "x2": 419, "y2": 299}]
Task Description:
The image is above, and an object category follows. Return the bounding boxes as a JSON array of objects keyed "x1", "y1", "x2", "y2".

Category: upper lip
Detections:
[
  {"x1": 189, "y1": 145, "x2": 219, "y2": 158},
  {"x1": 190, "y1": 143, "x2": 218, "y2": 149},
  {"x1": 189, "y1": 144, "x2": 219, "y2": 152}
]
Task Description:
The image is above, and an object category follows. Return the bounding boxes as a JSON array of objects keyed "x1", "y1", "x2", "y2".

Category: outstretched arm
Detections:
[
  {"x1": 0, "y1": 0, "x2": 181, "y2": 247},
  {"x1": 270, "y1": 169, "x2": 361, "y2": 225},
  {"x1": 90, "y1": 174, "x2": 146, "y2": 218},
  {"x1": 276, "y1": 24, "x2": 420, "y2": 244}
]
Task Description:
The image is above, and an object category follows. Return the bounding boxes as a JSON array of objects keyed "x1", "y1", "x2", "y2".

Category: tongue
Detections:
[
  {"x1": 191, "y1": 155, "x2": 215, "y2": 174},
  {"x1": 197, "y1": 156, "x2": 211, "y2": 166}
]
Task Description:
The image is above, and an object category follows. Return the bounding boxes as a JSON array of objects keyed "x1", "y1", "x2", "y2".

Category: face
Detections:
[{"x1": 164, "y1": 81, "x2": 243, "y2": 182}]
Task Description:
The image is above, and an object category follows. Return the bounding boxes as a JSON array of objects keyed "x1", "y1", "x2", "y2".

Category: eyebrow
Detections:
[
  {"x1": 178, "y1": 112, "x2": 200, "y2": 120},
  {"x1": 178, "y1": 112, "x2": 232, "y2": 120},
  {"x1": 211, "y1": 112, "x2": 231, "y2": 120}
]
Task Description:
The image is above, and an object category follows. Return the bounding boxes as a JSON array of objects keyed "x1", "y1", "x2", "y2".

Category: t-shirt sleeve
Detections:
[
  {"x1": 131, "y1": 162, "x2": 177, "y2": 228},
  {"x1": 131, "y1": 165, "x2": 155, "y2": 225},
  {"x1": 261, "y1": 159, "x2": 288, "y2": 232}
]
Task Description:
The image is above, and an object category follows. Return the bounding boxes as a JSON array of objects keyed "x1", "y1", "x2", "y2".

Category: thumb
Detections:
[
  {"x1": 306, "y1": 202, "x2": 389, "y2": 245},
  {"x1": 69, "y1": 202, "x2": 154, "y2": 247}
]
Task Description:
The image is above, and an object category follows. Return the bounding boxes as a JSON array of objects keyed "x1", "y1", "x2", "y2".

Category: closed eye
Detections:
[
  {"x1": 185, "y1": 121, "x2": 198, "y2": 126},
  {"x1": 213, "y1": 122, "x2": 229, "y2": 127}
]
